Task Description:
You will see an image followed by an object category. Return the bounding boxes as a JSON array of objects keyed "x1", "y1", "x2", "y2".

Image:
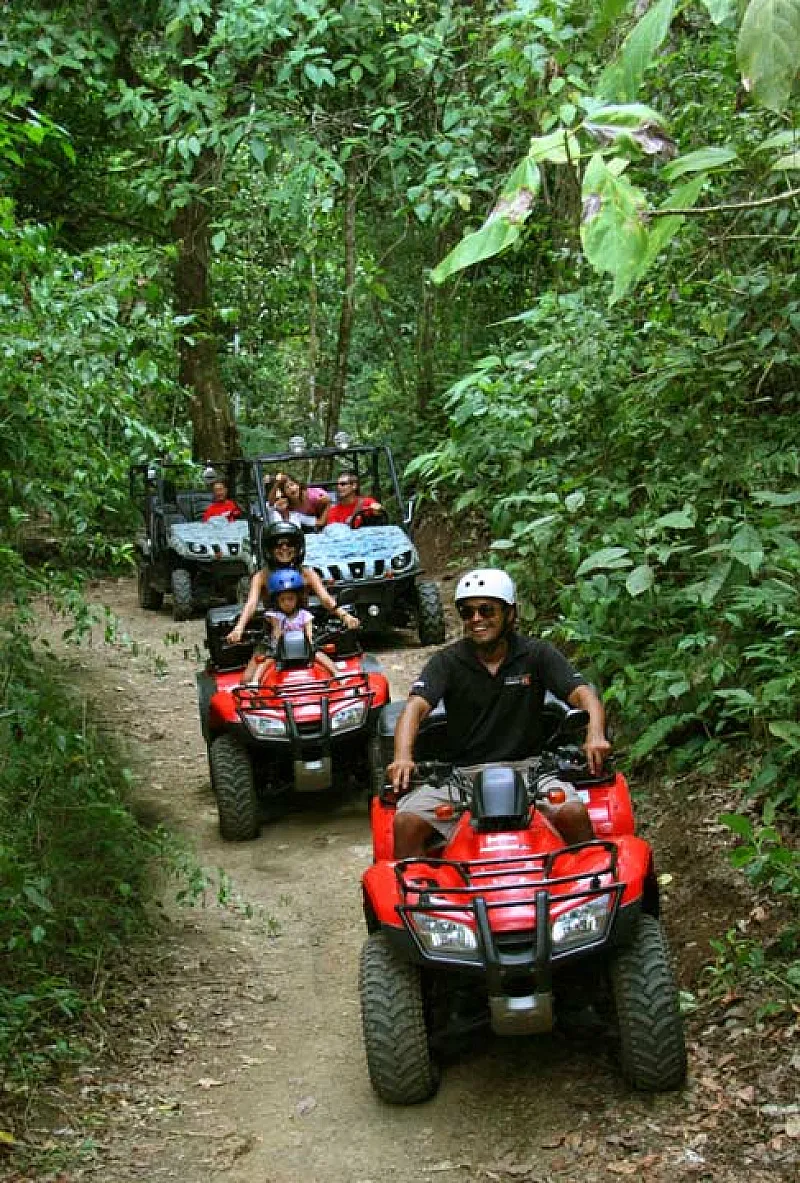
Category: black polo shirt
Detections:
[{"x1": 409, "y1": 634, "x2": 587, "y2": 765}]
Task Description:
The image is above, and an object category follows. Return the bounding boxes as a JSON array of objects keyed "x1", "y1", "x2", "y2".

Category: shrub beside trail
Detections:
[{"x1": 0, "y1": 611, "x2": 160, "y2": 1097}]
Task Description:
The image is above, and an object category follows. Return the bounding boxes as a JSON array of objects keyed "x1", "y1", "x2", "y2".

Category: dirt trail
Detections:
[{"x1": 31, "y1": 578, "x2": 798, "y2": 1183}]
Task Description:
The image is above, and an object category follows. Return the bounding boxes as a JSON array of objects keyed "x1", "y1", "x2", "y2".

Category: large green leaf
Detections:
[
  {"x1": 583, "y1": 102, "x2": 677, "y2": 157},
  {"x1": 729, "y1": 522, "x2": 764, "y2": 574},
  {"x1": 738, "y1": 0, "x2": 800, "y2": 112},
  {"x1": 773, "y1": 150, "x2": 800, "y2": 169},
  {"x1": 636, "y1": 175, "x2": 707, "y2": 277},
  {"x1": 597, "y1": 0, "x2": 679, "y2": 102},
  {"x1": 663, "y1": 146, "x2": 739, "y2": 180},
  {"x1": 769, "y1": 720, "x2": 800, "y2": 749},
  {"x1": 431, "y1": 159, "x2": 541, "y2": 284},
  {"x1": 528, "y1": 129, "x2": 582, "y2": 165},
  {"x1": 626, "y1": 563, "x2": 655, "y2": 596},
  {"x1": 699, "y1": 0, "x2": 738, "y2": 22},
  {"x1": 580, "y1": 154, "x2": 648, "y2": 301},
  {"x1": 575, "y1": 545, "x2": 633, "y2": 576}
]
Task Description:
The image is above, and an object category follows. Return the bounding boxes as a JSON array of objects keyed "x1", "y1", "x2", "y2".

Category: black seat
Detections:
[{"x1": 176, "y1": 491, "x2": 214, "y2": 522}]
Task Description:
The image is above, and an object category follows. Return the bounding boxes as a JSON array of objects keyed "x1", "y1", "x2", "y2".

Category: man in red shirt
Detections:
[
  {"x1": 202, "y1": 480, "x2": 242, "y2": 522},
  {"x1": 326, "y1": 473, "x2": 383, "y2": 527}
]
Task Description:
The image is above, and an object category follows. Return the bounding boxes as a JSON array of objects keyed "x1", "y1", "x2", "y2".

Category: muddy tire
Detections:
[
  {"x1": 209, "y1": 734, "x2": 260, "y2": 841},
  {"x1": 137, "y1": 565, "x2": 163, "y2": 610},
  {"x1": 359, "y1": 931, "x2": 439, "y2": 1104},
  {"x1": 236, "y1": 574, "x2": 252, "y2": 604},
  {"x1": 171, "y1": 567, "x2": 193, "y2": 621},
  {"x1": 610, "y1": 912, "x2": 687, "y2": 1092},
  {"x1": 368, "y1": 734, "x2": 386, "y2": 798},
  {"x1": 415, "y1": 580, "x2": 445, "y2": 646}
]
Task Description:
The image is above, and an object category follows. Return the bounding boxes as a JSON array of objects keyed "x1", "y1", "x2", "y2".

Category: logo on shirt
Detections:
[
  {"x1": 411, "y1": 679, "x2": 428, "y2": 695},
  {"x1": 504, "y1": 674, "x2": 531, "y2": 687}
]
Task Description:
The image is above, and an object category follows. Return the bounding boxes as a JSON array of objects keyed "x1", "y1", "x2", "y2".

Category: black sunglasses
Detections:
[
  {"x1": 457, "y1": 602, "x2": 500, "y2": 621},
  {"x1": 336, "y1": 479, "x2": 354, "y2": 487}
]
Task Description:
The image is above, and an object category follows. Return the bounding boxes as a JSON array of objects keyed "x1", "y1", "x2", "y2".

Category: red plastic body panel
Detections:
[
  {"x1": 364, "y1": 770, "x2": 650, "y2": 931},
  {"x1": 207, "y1": 654, "x2": 389, "y2": 736}
]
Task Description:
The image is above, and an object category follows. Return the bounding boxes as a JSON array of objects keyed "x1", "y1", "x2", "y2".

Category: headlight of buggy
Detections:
[
  {"x1": 391, "y1": 550, "x2": 414, "y2": 571},
  {"x1": 411, "y1": 913, "x2": 480, "y2": 960},
  {"x1": 330, "y1": 700, "x2": 367, "y2": 733},
  {"x1": 550, "y1": 894, "x2": 611, "y2": 953},
  {"x1": 189, "y1": 542, "x2": 208, "y2": 554},
  {"x1": 242, "y1": 712, "x2": 287, "y2": 739}
]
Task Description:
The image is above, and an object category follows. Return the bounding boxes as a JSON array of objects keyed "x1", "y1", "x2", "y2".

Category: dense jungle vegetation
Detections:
[{"x1": 1, "y1": 0, "x2": 798, "y2": 1105}]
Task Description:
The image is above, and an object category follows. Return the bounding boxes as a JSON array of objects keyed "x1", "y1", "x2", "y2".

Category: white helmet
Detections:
[{"x1": 454, "y1": 568, "x2": 516, "y2": 606}]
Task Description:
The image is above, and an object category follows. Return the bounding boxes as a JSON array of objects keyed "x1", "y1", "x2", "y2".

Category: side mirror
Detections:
[{"x1": 404, "y1": 495, "x2": 417, "y2": 528}]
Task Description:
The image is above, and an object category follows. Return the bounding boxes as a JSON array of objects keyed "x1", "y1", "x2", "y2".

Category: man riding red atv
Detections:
[
  {"x1": 197, "y1": 583, "x2": 390, "y2": 842},
  {"x1": 358, "y1": 569, "x2": 686, "y2": 1103}
]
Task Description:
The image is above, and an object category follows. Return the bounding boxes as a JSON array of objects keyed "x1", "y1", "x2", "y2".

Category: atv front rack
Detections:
[
  {"x1": 234, "y1": 673, "x2": 373, "y2": 743},
  {"x1": 395, "y1": 842, "x2": 624, "y2": 985}
]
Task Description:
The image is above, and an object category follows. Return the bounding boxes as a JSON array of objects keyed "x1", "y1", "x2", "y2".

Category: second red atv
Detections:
[
  {"x1": 359, "y1": 700, "x2": 687, "y2": 1103},
  {"x1": 197, "y1": 605, "x2": 390, "y2": 840}
]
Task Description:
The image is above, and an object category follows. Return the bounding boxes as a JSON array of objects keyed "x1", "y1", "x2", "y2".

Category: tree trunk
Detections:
[
  {"x1": 324, "y1": 159, "x2": 357, "y2": 446},
  {"x1": 416, "y1": 274, "x2": 437, "y2": 417},
  {"x1": 173, "y1": 149, "x2": 239, "y2": 461}
]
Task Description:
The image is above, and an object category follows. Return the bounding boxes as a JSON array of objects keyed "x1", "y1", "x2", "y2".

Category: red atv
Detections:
[
  {"x1": 197, "y1": 605, "x2": 391, "y2": 840},
  {"x1": 359, "y1": 700, "x2": 687, "y2": 1103}
]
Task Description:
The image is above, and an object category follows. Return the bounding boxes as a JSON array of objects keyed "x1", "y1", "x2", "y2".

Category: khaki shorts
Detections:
[{"x1": 395, "y1": 758, "x2": 579, "y2": 841}]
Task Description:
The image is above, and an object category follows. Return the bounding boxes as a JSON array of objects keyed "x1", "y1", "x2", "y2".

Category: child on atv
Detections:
[{"x1": 240, "y1": 569, "x2": 339, "y2": 687}]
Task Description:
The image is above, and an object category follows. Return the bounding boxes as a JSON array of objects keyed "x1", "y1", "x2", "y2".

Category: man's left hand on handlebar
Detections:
[
  {"x1": 584, "y1": 731, "x2": 612, "y2": 776},
  {"x1": 388, "y1": 758, "x2": 416, "y2": 795}
]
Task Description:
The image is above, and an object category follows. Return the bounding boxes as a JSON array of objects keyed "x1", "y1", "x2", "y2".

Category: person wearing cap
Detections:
[{"x1": 388, "y1": 568, "x2": 610, "y2": 859}]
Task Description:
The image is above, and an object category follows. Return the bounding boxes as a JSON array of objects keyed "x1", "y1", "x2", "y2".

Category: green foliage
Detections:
[
  {"x1": 0, "y1": 613, "x2": 158, "y2": 1082},
  {"x1": 704, "y1": 928, "x2": 800, "y2": 1008},
  {"x1": 738, "y1": 0, "x2": 800, "y2": 111},
  {"x1": 722, "y1": 813, "x2": 800, "y2": 896},
  {"x1": 408, "y1": 250, "x2": 800, "y2": 794},
  {"x1": 0, "y1": 205, "x2": 181, "y2": 564}
]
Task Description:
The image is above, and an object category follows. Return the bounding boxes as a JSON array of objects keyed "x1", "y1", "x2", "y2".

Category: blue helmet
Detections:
[{"x1": 268, "y1": 569, "x2": 305, "y2": 600}]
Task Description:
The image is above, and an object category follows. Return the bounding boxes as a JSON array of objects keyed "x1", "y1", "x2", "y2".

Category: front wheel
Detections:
[
  {"x1": 209, "y1": 734, "x2": 260, "y2": 841},
  {"x1": 415, "y1": 580, "x2": 445, "y2": 646},
  {"x1": 610, "y1": 912, "x2": 687, "y2": 1091},
  {"x1": 359, "y1": 931, "x2": 439, "y2": 1104},
  {"x1": 171, "y1": 567, "x2": 193, "y2": 621}
]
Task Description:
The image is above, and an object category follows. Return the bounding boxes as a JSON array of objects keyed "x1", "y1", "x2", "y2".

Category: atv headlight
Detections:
[
  {"x1": 189, "y1": 542, "x2": 208, "y2": 555},
  {"x1": 391, "y1": 550, "x2": 413, "y2": 571},
  {"x1": 330, "y1": 700, "x2": 366, "y2": 733},
  {"x1": 242, "y1": 712, "x2": 287, "y2": 739},
  {"x1": 550, "y1": 894, "x2": 611, "y2": 952},
  {"x1": 412, "y1": 913, "x2": 480, "y2": 960}
]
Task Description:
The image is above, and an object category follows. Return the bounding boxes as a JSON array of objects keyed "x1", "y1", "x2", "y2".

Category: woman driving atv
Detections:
[
  {"x1": 240, "y1": 568, "x2": 339, "y2": 685},
  {"x1": 225, "y1": 521, "x2": 359, "y2": 646}
]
